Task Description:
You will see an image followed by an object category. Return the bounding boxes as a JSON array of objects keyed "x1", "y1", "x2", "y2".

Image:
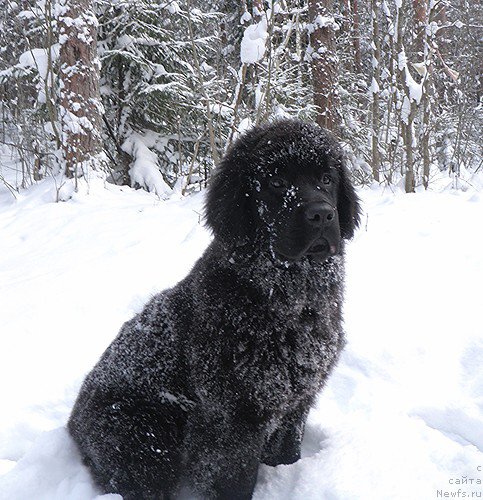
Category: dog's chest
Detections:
[
  {"x1": 230, "y1": 301, "x2": 342, "y2": 411},
  {"x1": 191, "y1": 257, "x2": 345, "y2": 414}
]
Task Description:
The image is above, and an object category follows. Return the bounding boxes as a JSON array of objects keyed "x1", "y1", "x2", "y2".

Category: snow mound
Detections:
[{"x1": 122, "y1": 132, "x2": 172, "y2": 199}]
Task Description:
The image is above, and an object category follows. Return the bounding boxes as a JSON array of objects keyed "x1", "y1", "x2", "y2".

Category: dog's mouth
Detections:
[
  {"x1": 273, "y1": 234, "x2": 340, "y2": 263},
  {"x1": 307, "y1": 241, "x2": 328, "y2": 254},
  {"x1": 305, "y1": 238, "x2": 338, "y2": 260}
]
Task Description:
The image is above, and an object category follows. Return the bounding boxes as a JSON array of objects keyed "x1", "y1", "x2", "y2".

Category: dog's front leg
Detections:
[
  {"x1": 261, "y1": 402, "x2": 310, "y2": 466},
  {"x1": 183, "y1": 416, "x2": 263, "y2": 500}
]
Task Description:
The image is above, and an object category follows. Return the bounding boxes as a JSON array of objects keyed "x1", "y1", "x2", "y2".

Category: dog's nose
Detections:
[{"x1": 304, "y1": 202, "x2": 336, "y2": 226}]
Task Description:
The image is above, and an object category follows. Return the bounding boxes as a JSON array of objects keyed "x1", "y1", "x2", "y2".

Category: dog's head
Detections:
[{"x1": 205, "y1": 119, "x2": 361, "y2": 262}]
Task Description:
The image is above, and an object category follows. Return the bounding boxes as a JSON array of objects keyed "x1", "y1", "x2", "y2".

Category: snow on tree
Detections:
[{"x1": 240, "y1": 15, "x2": 268, "y2": 65}]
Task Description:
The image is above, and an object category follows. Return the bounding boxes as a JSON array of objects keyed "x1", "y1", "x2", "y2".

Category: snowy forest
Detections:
[
  {"x1": 1, "y1": 1, "x2": 482, "y2": 500},
  {"x1": 0, "y1": 0, "x2": 481, "y2": 196}
]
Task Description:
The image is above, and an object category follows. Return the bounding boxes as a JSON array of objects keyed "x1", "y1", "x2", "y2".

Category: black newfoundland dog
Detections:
[{"x1": 68, "y1": 119, "x2": 361, "y2": 499}]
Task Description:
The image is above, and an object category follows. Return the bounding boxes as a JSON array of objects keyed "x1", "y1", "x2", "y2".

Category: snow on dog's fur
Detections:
[{"x1": 68, "y1": 119, "x2": 361, "y2": 499}]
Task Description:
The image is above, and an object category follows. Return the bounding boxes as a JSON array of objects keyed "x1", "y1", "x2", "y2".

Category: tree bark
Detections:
[
  {"x1": 351, "y1": 0, "x2": 362, "y2": 73},
  {"x1": 412, "y1": 0, "x2": 427, "y2": 58},
  {"x1": 58, "y1": 0, "x2": 103, "y2": 183},
  {"x1": 371, "y1": 0, "x2": 381, "y2": 182},
  {"x1": 395, "y1": 0, "x2": 416, "y2": 193},
  {"x1": 417, "y1": 0, "x2": 431, "y2": 189},
  {"x1": 308, "y1": 0, "x2": 340, "y2": 132},
  {"x1": 413, "y1": 0, "x2": 432, "y2": 189}
]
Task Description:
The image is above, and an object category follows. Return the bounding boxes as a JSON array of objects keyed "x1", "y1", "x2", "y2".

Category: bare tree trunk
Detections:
[
  {"x1": 382, "y1": 6, "x2": 397, "y2": 185},
  {"x1": 351, "y1": 0, "x2": 362, "y2": 73},
  {"x1": 44, "y1": 0, "x2": 61, "y2": 150},
  {"x1": 58, "y1": 0, "x2": 103, "y2": 185},
  {"x1": 416, "y1": 0, "x2": 432, "y2": 189},
  {"x1": 412, "y1": 0, "x2": 427, "y2": 58},
  {"x1": 371, "y1": 0, "x2": 381, "y2": 182},
  {"x1": 395, "y1": 0, "x2": 416, "y2": 193},
  {"x1": 186, "y1": 0, "x2": 220, "y2": 165},
  {"x1": 116, "y1": 59, "x2": 131, "y2": 185},
  {"x1": 403, "y1": 110, "x2": 416, "y2": 193},
  {"x1": 308, "y1": 0, "x2": 340, "y2": 132},
  {"x1": 421, "y1": 85, "x2": 431, "y2": 189}
]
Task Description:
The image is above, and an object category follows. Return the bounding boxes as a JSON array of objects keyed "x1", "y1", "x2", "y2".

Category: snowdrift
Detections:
[{"x1": 0, "y1": 179, "x2": 482, "y2": 499}]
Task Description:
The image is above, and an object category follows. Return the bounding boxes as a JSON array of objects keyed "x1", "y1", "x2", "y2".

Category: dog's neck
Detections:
[{"x1": 208, "y1": 239, "x2": 345, "y2": 305}]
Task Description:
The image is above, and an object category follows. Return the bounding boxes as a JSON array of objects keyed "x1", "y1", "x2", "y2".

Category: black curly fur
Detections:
[{"x1": 68, "y1": 119, "x2": 361, "y2": 500}]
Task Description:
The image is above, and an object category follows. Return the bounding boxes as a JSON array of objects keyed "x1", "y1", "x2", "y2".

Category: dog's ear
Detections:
[
  {"x1": 204, "y1": 148, "x2": 254, "y2": 246},
  {"x1": 337, "y1": 160, "x2": 361, "y2": 239}
]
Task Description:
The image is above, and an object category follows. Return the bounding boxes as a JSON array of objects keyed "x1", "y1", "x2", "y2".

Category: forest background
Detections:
[{"x1": 0, "y1": 0, "x2": 481, "y2": 198}]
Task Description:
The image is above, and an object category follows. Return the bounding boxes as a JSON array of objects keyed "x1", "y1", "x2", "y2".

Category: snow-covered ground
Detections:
[{"x1": 0, "y1": 176, "x2": 482, "y2": 500}]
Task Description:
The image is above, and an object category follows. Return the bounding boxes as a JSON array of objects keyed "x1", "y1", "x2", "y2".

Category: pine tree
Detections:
[{"x1": 96, "y1": 0, "x2": 227, "y2": 193}]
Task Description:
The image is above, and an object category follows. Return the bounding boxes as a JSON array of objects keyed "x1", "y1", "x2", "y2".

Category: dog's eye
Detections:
[
  {"x1": 269, "y1": 177, "x2": 287, "y2": 189},
  {"x1": 322, "y1": 174, "x2": 332, "y2": 185}
]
